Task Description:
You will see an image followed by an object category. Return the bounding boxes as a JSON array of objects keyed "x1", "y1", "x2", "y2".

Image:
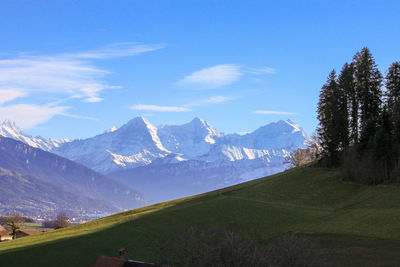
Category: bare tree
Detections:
[
  {"x1": 0, "y1": 212, "x2": 26, "y2": 239},
  {"x1": 54, "y1": 212, "x2": 70, "y2": 229},
  {"x1": 286, "y1": 133, "x2": 322, "y2": 169}
]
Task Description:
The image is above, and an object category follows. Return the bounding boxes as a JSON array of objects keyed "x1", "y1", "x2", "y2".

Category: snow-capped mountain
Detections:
[
  {"x1": 0, "y1": 120, "x2": 70, "y2": 151},
  {"x1": 2, "y1": 117, "x2": 310, "y2": 203},
  {"x1": 53, "y1": 116, "x2": 170, "y2": 173},
  {"x1": 51, "y1": 116, "x2": 308, "y2": 175},
  {"x1": 158, "y1": 117, "x2": 224, "y2": 157}
]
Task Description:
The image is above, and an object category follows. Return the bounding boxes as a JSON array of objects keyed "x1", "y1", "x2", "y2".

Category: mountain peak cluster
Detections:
[{"x1": 0, "y1": 117, "x2": 309, "y2": 217}]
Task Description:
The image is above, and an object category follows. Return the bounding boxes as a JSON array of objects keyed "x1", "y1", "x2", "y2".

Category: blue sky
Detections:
[{"x1": 0, "y1": 0, "x2": 399, "y2": 139}]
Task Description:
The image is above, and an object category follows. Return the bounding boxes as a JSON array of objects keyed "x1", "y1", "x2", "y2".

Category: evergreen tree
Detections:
[
  {"x1": 337, "y1": 63, "x2": 354, "y2": 148},
  {"x1": 385, "y1": 62, "x2": 400, "y2": 111},
  {"x1": 353, "y1": 47, "x2": 383, "y2": 149},
  {"x1": 385, "y1": 62, "x2": 400, "y2": 149},
  {"x1": 317, "y1": 70, "x2": 341, "y2": 164},
  {"x1": 372, "y1": 107, "x2": 393, "y2": 182}
]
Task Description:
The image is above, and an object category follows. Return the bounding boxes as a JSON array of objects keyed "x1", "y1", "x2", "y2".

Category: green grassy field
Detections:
[{"x1": 1, "y1": 167, "x2": 400, "y2": 266}]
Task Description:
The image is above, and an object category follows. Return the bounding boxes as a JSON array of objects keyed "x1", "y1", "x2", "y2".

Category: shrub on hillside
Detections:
[
  {"x1": 269, "y1": 232, "x2": 327, "y2": 267},
  {"x1": 42, "y1": 220, "x2": 56, "y2": 229},
  {"x1": 155, "y1": 226, "x2": 270, "y2": 266},
  {"x1": 54, "y1": 212, "x2": 70, "y2": 229},
  {"x1": 154, "y1": 226, "x2": 327, "y2": 266}
]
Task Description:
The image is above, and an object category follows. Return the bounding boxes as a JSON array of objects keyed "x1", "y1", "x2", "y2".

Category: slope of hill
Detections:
[
  {"x1": 0, "y1": 167, "x2": 117, "y2": 219},
  {"x1": 1, "y1": 167, "x2": 400, "y2": 266},
  {"x1": 0, "y1": 137, "x2": 146, "y2": 212}
]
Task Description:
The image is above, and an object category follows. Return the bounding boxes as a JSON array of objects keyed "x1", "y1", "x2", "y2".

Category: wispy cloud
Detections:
[
  {"x1": 175, "y1": 64, "x2": 276, "y2": 89},
  {"x1": 130, "y1": 104, "x2": 192, "y2": 112},
  {"x1": 0, "y1": 104, "x2": 69, "y2": 129},
  {"x1": 186, "y1": 95, "x2": 236, "y2": 107},
  {"x1": 175, "y1": 64, "x2": 242, "y2": 89},
  {"x1": 0, "y1": 42, "x2": 162, "y2": 103},
  {"x1": 68, "y1": 42, "x2": 164, "y2": 59},
  {"x1": 0, "y1": 42, "x2": 163, "y2": 128},
  {"x1": 60, "y1": 112, "x2": 99, "y2": 121},
  {"x1": 0, "y1": 89, "x2": 26, "y2": 105},
  {"x1": 253, "y1": 110, "x2": 296, "y2": 115},
  {"x1": 244, "y1": 66, "x2": 276, "y2": 75}
]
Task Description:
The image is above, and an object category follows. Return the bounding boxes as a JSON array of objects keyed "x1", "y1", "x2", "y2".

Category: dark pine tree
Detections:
[
  {"x1": 385, "y1": 62, "x2": 400, "y2": 111},
  {"x1": 372, "y1": 107, "x2": 393, "y2": 182},
  {"x1": 385, "y1": 62, "x2": 400, "y2": 152},
  {"x1": 317, "y1": 70, "x2": 341, "y2": 164},
  {"x1": 353, "y1": 47, "x2": 383, "y2": 151},
  {"x1": 337, "y1": 63, "x2": 354, "y2": 148}
]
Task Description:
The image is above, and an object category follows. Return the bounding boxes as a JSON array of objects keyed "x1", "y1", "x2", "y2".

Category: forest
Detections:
[{"x1": 317, "y1": 47, "x2": 400, "y2": 184}]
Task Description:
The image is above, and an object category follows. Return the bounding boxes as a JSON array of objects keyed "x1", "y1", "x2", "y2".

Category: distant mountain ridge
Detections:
[
  {"x1": 0, "y1": 120, "x2": 70, "y2": 151},
  {"x1": 50, "y1": 117, "x2": 308, "y2": 174},
  {"x1": 0, "y1": 136, "x2": 146, "y2": 218},
  {"x1": 0, "y1": 167, "x2": 117, "y2": 219},
  {"x1": 0, "y1": 117, "x2": 310, "y2": 203}
]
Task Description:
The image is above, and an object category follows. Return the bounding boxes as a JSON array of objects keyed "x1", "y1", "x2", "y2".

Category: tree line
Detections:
[{"x1": 317, "y1": 47, "x2": 400, "y2": 184}]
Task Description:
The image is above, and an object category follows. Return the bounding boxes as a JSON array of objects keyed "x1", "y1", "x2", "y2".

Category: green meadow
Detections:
[{"x1": 1, "y1": 167, "x2": 400, "y2": 266}]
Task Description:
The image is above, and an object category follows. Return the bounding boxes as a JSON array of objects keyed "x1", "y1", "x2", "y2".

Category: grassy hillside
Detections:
[{"x1": 1, "y1": 167, "x2": 400, "y2": 266}]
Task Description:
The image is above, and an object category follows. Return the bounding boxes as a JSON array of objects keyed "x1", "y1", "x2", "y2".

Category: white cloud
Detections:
[
  {"x1": 0, "y1": 43, "x2": 163, "y2": 128},
  {"x1": 175, "y1": 64, "x2": 276, "y2": 89},
  {"x1": 175, "y1": 64, "x2": 242, "y2": 89},
  {"x1": 0, "y1": 89, "x2": 26, "y2": 104},
  {"x1": 130, "y1": 104, "x2": 191, "y2": 112},
  {"x1": 60, "y1": 112, "x2": 98, "y2": 121},
  {"x1": 186, "y1": 95, "x2": 236, "y2": 107},
  {"x1": 253, "y1": 110, "x2": 296, "y2": 115},
  {"x1": 0, "y1": 104, "x2": 69, "y2": 129},
  {"x1": 244, "y1": 66, "x2": 277, "y2": 75},
  {"x1": 69, "y1": 42, "x2": 164, "y2": 59},
  {"x1": 0, "y1": 42, "x2": 163, "y2": 103}
]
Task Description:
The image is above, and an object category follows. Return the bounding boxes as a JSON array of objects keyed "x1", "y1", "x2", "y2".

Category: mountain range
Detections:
[
  {"x1": 0, "y1": 117, "x2": 309, "y2": 203},
  {"x1": 0, "y1": 136, "x2": 146, "y2": 220}
]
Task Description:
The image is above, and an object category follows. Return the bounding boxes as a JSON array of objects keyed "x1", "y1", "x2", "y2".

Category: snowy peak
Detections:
[
  {"x1": 158, "y1": 117, "x2": 224, "y2": 157},
  {"x1": 235, "y1": 119, "x2": 308, "y2": 150},
  {"x1": 123, "y1": 116, "x2": 152, "y2": 128},
  {"x1": 105, "y1": 125, "x2": 118, "y2": 133},
  {"x1": 0, "y1": 119, "x2": 22, "y2": 136},
  {"x1": 53, "y1": 116, "x2": 170, "y2": 173},
  {"x1": 117, "y1": 116, "x2": 168, "y2": 153},
  {"x1": 187, "y1": 117, "x2": 224, "y2": 141},
  {"x1": 0, "y1": 120, "x2": 69, "y2": 151}
]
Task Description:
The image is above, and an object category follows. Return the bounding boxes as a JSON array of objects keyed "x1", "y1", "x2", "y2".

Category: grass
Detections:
[
  {"x1": 1, "y1": 167, "x2": 400, "y2": 266},
  {"x1": 23, "y1": 223, "x2": 53, "y2": 232}
]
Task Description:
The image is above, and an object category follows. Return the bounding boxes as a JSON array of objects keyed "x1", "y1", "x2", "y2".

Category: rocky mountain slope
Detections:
[
  {"x1": 0, "y1": 167, "x2": 117, "y2": 220},
  {"x1": 0, "y1": 137, "x2": 146, "y2": 217}
]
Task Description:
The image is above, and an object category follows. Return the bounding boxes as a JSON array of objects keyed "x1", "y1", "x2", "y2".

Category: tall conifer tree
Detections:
[
  {"x1": 338, "y1": 63, "x2": 357, "y2": 144},
  {"x1": 385, "y1": 62, "x2": 400, "y2": 111},
  {"x1": 317, "y1": 70, "x2": 341, "y2": 163},
  {"x1": 386, "y1": 62, "x2": 400, "y2": 159},
  {"x1": 337, "y1": 63, "x2": 354, "y2": 148},
  {"x1": 353, "y1": 47, "x2": 383, "y2": 149}
]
